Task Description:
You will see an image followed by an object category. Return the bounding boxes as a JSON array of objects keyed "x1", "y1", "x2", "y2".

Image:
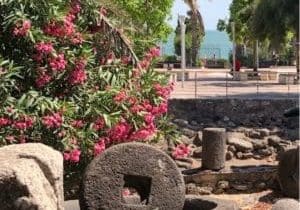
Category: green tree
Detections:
[
  {"x1": 252, "y1": 0, "x2": 299, "y2": 73},
  {"x1": 99, "y1": 0, "x2": 174, "y2": 56},
  {"x1": 183, "y1": 0, "x2": 205, "y2": 66}
]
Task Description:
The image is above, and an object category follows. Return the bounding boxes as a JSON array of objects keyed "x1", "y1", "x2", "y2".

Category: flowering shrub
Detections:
[{"x1": 0, "y1": 0, "x2": 177, "y2": 167}]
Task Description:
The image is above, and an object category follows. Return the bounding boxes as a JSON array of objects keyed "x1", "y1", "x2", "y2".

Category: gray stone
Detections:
[
  {"x1": 196, "y1": 187, "x2": 213, "y2": 195},
  {"x1": 226, "y1": 151, "x2": 234, "y2": 160},
  {"x1": 255, "y1": 182, "x2": 267, "y2": 190},
  {"x1": 80, "y1": 143, "x2": 186, "y2": 210},
  {"x1": 186, "y1": 183, "x2": 198, "y2": 195},
  {"x1": 228, "y1": 137, "x2": 253, "y2": 152},
  {"x1": 183, "y1": 195, "x2": 239, "y2": 210},
  {"x1": 182, "y1": 128, "x2": 196, "y2": 138},
  {"x1": 258, "y1": 148, "x2": 273, "y2": 157},
  {"x1": 192, "y1": 147, "x2": 202, "y2": 158},
  {"x1": 193, "y1": 131, "x2": 202, "y2": 147},
  {"x1": 174, "y1": 119, "x2": 189, "y2": 127},
  {"x1": 227, "y1": 145, "x2": 237, "y2": 153},
  {"x1": 278, "y1": 147, "x2": 299, "y2": 199},
  {"x1": 0, "y1": 143, "x2": 63, "y2": 210},
  {"x1": 272, "y1": 199, "x2": 300, "y2": 210},
  {"x1": 248, "y1": 130, "x2": 261, "y2": 139},
  {"x1": 231, "y1": 184, "x2": 249, "y2": 191},
  {"x1": 241, "y1": 152, "x2": 254, "y2": 159},
  {"x1": 217, "y1": 181, "x2": 230, "y2": 190},
  {"x1": 251, "y1": 139, "x2": 268, "y2": 150},
  {"x1": 223, "y1": 116, "x2": 230, "y2": 122},
  {"x1": 257, "y1": 128, "x2": 270, "y2": 138},
  {"x1": 181, "y1": 135, "x2": 193, "y2": 145},
  {"x1": 202, "y1": 128, "x2": 227, "y2": 171},
  {"x1": 268, "y1": 136, "x2": 282, "y2": 147}
]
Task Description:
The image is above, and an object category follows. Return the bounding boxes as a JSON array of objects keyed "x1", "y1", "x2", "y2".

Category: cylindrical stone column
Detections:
[{"x1": 202, "y1": 128, "x2": 226, "y2": 171}]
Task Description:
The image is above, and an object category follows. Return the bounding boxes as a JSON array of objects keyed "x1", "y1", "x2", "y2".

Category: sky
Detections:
[{"x1": 170, "y1": 0, "x2": 232, "y2": 30}]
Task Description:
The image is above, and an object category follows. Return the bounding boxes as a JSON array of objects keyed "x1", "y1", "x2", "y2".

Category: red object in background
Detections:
[{"x1": 235, "y1": 60, "x2": 241, "y2": 71}]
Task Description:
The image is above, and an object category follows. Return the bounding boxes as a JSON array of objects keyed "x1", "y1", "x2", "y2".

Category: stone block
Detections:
[
  {"x1": 278, "y1": 147, "x2": 299, "y2": 198},
  {"x1": 0, "y1": 143, "x2": 63, "y2": 210}
]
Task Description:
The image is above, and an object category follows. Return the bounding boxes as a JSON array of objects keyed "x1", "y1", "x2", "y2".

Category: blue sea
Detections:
[{"x1": 161, "y1": 30, "x2": 232, "y2": 60}]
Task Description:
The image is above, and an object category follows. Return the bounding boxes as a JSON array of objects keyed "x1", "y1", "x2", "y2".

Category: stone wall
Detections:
[{"x1": 168, "y1": 99, "x2": 299, "y2": 129}]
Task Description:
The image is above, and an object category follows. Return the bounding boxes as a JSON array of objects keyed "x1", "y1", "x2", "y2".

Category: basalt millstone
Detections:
[
  {"x1": 202, "y1": 128, "x2": 227, "y2": 171},
  {"x1": 278, "y1": 147, "x2": 299, "y2": 199},
  {"x1": 79, "y1": 143, "x2": 185, "y2": 210}
]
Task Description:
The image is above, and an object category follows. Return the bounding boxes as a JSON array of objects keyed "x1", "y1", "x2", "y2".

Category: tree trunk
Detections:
[
  {"x1": 253, "y1": 40, "x2": 258, "y2": 71},
  {"x1": 191, "y1": 14, "x2": 199, "y2": 67},
  {"x1": 296, "y1": 36, "x2": 299, "y2": 78}
]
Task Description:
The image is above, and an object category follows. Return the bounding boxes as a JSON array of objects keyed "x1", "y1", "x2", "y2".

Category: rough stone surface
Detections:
[
  {"x1": 278, "y1": 147, "x2": 299, "y2": 198},
  {"x1": 183, "y1": 195, "x2": 239, "y2": 210},
  {"x1": 272, "y1": 199, "x2": 300, "y2": 210},
  {"x1": 168, "y1": 99, "x2": 298, "y2": 129},
  {"x1": 202, "y1": 128, "x2": 226, "y2": 171},
  {"x1": 227, "y1": 137, "x2": 253, "y2": 152},
  {"x1": 0, "y1": 143, "x2": 63, "y2": 210},
  {"x1": 80, "y1": 143, "x2": 185, "y2": 210}
]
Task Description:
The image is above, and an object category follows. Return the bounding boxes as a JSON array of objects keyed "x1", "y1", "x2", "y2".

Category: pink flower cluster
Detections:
[
  {"x1": 0, "y1": 117, "x2": 11, "y2": 127},
  {"x1": 44, "y1": 0, "x2": 83, "y2": 44},
  {"x1": 114, "y1": 90, "x2": 127, "y2": 104},
  {"x1": 108, "y1": 121, "x2": 131, "y2": 142},
  {"x1": 42, "y1": 113, "x2": 63, "y2": 129},
  {"x1": 153, "y1": 83, "x2": 174, "y2": 99},
  {"x1": 94, "y1": 139, "x2": 106, "y2": 156},
  {"x1": 49, "y1": 54, "x2": 67, "y2": 72},
  {"x1": 35, "y1": 42, "x2": 54, "y2": 54},
  {"x1": 129, "y1": 127, "x2": 155, "y2": 141},
  {"x1": 138, "y1": 47, "x2": 160, "y2": 70},
  {"x1": 64, "y1": 149, "x2": 81, "y2": 163},
  {"x1": 172, "y1": 144, "x2": 191, "y2": 159},
  {"x1": 71, "y1": 120, "x2": 85, "y2": 128},
  {"x1": 13, "y1": 20, "x2": 31, "y2": 36},
  {"x1": 12, "y1": 116, "x2": 35, "y2": 130},
  {"x1": 35, "y1": 72, "x2": 52, "y2": 88},
  {"x1": 92, "y1": 116, "x2": 105, "y2": 131},
  {"x1": 68, "y1": 59, "x2": 87, "y2": 85}
]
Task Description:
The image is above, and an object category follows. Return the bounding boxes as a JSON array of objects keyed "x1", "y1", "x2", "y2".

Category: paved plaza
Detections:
[{"x1": 159, "y1": 67, "x2": 300, "y2": 99}]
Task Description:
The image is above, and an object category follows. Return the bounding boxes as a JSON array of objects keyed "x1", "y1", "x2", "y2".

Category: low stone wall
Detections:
[{"x1": 168, "y1": 99, "x2": 299, "y2": 129}]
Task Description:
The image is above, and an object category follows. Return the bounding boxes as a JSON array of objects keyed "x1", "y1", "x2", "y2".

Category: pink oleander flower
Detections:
[
  {"x1": 92, "y1": 116, "x2": 105, "y2": 131},
  {"x1": 13, "y1": 116, "x2": 34, "y2": 130},
  {"x1": 172, "y1": 144, "x2": 191, "y2": 160},
  {"x1": 144, "y1": 113, "x2": 155, "y2": 125},
  {"x1": 129, "y1": 127, "x2": 155, "y2": 141},
  {"x1": 64, "y1": 149, "x2": 81, "y2": 163},
  {"x1": 94, "y1": 139, "x2": 106, "y2": 157},
  {"x1": 13, "y1": 20, "x2": 31, "y2": 36},
  {"x1": 35, "y1": 42, "x2": 54, "y2": 54},
  {"x1": 148, "y1": 47, "x2": 160, "y2": 58},
  {"x1": 71, "y1": 120, "x2": 85, "y2": 128},
  {"x1": 153, "y1": 83, "x2": 172, "y2": 99},
  {"x1": 122, "y1": 188, "x2": 131, "y2": 197},
  {"x1": 71, "y1": 32, "x2": 84, "y2": 44},
  {"x1": 69, "y1": 58, "x2": 87, "y2": 85},
  {"x1": 49, "y1": 54, "x2": 67, "y2": 72},
  {"x1": 108, "y1": 121, "x2": 131, "y2": 142},
  {"x1": 69, "y1": 69, "x2": 87, "y2": 85},
  {"x1": 152, "y1": 102, "x2": 168, "y2": 116},
  {"x1": 0, "y1": 117, "x2": 11, "y2": 127},
  {"x1": 114, "y1": 90, "x2": 127, "y2": 104},
  {"x1": 42, "y1": 113, "x2": 63, "y2": 129},
  {"x1": 35, "y1": 73, "x2": 52, "y2": 88}
]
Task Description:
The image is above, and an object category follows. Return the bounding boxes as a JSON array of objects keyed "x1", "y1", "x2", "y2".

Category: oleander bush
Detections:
[{"x1": 0, "y1": 0, "x2": 177, "y2": 169}]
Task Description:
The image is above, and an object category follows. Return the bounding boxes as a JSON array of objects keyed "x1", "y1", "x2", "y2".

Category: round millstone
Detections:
[
  {"x1": 79, "y1": 142, "x2": 185, "y2": 210},
  {"x1": 202, "y1": 128, "x2": 227, "y2": 171}
]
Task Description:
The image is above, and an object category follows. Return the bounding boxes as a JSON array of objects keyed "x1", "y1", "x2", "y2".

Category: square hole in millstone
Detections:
[{"x1": 121, "y1": 174, "x2": 152, "y2": 206}]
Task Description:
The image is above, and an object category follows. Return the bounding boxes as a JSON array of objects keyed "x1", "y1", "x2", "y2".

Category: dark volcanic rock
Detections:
[
  {"x1": 278, "y1": 147, "x2": 299, "y2": 199},
  {"x1": 80, "y1": 143, "x2": 185, "y2": 210},
  {"x1": 183, "y1": 195, "x2": 239, "y2": 210}
]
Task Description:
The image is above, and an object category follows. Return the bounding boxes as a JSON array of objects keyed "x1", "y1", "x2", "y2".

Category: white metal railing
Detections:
[{"x1": 156, "y1": 69, "x2": 300, "y2": 99}]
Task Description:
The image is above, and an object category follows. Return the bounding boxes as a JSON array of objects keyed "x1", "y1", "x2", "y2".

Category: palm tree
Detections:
[{"x1": 183, "y1": 0, "x2": 205, "y2": 67}]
